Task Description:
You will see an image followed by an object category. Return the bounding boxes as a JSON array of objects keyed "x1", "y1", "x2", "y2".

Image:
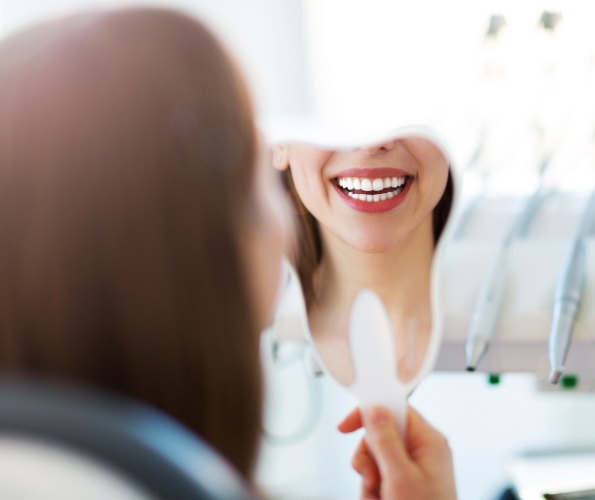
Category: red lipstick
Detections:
[
  {"x1": 331, "y1": 168, "x2": 412, "y2": 214},
  {"x1": 333, "y1": 167, "x2": 410, "y2": 179}
]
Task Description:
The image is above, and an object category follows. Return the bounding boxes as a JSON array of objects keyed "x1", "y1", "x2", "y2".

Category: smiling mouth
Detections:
[{"x1": 333, "y1": 175, "x2": 411, "y2": 202}]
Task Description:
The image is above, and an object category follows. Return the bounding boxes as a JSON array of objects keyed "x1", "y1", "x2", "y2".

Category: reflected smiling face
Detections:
[{"x1": 275, "y1": 138, "x2": 449, "y2": 253}]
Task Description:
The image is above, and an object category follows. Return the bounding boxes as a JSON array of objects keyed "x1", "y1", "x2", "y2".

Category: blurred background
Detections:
[
  {"x1": 4, "y1": 0, "x2": 595, "y2": 185},
  {"x1": 3, "y1": 1, "x2": 595, "y2": 499}
]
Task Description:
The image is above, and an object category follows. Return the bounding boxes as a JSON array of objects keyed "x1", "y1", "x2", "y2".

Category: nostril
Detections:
[{"x1": 361, "y1": 140, "x2": 395, "y2": 154}]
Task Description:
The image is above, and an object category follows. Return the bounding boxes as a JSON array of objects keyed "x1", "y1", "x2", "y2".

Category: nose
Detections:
[{"x1": 361, "y1": 140, "x2": 395, "y2": 154}]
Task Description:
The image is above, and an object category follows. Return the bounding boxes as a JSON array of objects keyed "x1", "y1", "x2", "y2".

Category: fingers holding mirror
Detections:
[{"x1": 271, "y1": 128, "x2": 455, "y2": 402}]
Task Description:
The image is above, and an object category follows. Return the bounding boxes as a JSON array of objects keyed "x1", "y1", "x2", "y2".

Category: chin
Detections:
[{"x1": 342, "y1": 231, "x2": 407, "y2": 254}]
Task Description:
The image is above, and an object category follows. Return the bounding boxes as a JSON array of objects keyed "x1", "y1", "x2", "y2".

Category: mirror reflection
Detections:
[{"x1": 272, "y1": 134, "x2": 453, "y2": 385}]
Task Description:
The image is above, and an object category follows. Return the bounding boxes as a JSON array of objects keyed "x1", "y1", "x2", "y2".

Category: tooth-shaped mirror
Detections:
[{"x1": 269, "y1": 126, "x2": 457, "y2": 432}]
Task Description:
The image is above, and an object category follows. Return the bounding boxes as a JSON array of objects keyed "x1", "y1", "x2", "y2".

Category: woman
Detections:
[
  {"x1": 0, "y1": 7, "x2": 456, "y2": 498},
  {"x1": 0, "y1": 7, "x2": 272, "y2": 478},
  {"x1": 272, "y1": 137, "x2": 453, "y2": 383}
]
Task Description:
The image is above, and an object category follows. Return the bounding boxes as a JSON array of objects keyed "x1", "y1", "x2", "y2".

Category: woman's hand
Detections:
[{"x1": 338, "y1": 406, "x2": 457, "y2": 500}]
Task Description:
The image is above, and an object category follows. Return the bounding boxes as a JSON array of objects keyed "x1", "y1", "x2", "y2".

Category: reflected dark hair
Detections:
[
  {"x1": 0, "y1": 8, "x2": 262, "y2": 478},
  {"x1": 433, "y1": 169, "x2": 454, "y2": 243},
  {"x1": 282, "y1": 167, "x2": 454, "y2": 309}
]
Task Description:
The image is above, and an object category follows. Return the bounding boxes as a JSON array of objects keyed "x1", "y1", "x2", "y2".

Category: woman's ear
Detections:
[{"x1": 272, "y1": 145, "x2": 289, "y2": 171}]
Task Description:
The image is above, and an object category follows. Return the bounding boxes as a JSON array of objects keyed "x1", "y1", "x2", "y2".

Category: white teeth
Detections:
[
  {"x1": 337, "y1": 175, "x2": 407, "y2": 202},
  {"x1": 345, "y1": 187, "x2": 404, "y2": 202},
  {"x1": 337, "y1": 176, "x2": 407, "y2": 190},
  {"x1": 361, "y1": 179, "x2": 372, "y2": 191}
]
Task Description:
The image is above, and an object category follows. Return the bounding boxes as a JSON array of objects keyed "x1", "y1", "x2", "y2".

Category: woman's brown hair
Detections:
[
  {"x1": 281, "y1": 166, "x2": 454, "y2": 308},
  {"x1": 0, "y1": 8, "x2": 262, "y2": 477}
]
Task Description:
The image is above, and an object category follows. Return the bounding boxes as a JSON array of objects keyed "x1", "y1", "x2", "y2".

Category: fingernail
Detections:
[{"x1": 367, "y1": 407, "x2": 388, "y2": 427}]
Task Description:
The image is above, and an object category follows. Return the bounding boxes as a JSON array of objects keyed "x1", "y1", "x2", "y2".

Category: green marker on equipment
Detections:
[{"x1": 560, "y1": 375, "x2": 578, "y2": 389}]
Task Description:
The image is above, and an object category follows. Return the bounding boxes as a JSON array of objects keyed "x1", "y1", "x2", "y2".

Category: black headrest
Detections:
[{"x1": 0, "y1": 379, "x2": 254, "y2": 500}]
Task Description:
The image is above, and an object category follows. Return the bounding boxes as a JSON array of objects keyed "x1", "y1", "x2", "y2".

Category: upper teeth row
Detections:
[{"x1": 338, "y1": 176, "x2": 406, "y2": 191}]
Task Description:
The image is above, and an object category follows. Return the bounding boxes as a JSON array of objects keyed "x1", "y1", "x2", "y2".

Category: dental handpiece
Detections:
[
  {"x1": 465, "y1": 245, "x2": 508, "y2": 370},
  {"x1": 548, "y1": 237, "x2": 586, "y2": 383},
  {"x1": 465, "y1": 187, "x2": 550, "y2": 371},
  {"x1": 548, "y1": 191, "x2": 595, "y2": 383}
]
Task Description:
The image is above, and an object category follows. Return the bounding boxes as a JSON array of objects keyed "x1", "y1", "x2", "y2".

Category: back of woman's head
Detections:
[{"x1": 0, "y1": 8, "x2": 261, "y2": 477}]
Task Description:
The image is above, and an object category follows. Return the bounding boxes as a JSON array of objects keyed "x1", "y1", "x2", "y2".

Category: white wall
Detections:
[
  {"x1": 304, "y1": 0, "x2": 595, "y2": 177},
  {"x1": 0, "y1": 0, "x2": 314, "y2": 120}
]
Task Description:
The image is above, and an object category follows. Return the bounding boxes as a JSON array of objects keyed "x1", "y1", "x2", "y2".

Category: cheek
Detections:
[
  {"x1": 291, "y1": 171, "x2": 315, "y2": 207},
  {"x1": 418, "y1": 163, "x2": 449, "y2": 212},
  {"x1": 290, "y1": 168, "x2": 331, "y2": 226},
  {"x1": 287, "y1": 149, "x2": 333, "y2": 211}
]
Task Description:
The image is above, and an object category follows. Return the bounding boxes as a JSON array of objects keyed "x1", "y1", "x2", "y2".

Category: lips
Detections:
[{"x1": 331, "y1": 169, "x2": 413, "y2": 213}]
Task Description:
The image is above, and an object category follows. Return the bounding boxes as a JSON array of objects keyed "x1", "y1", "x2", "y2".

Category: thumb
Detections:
[
  {"x1": 406, "y1": 406, "x2": 454, "y2": 471},
  {"x1": 363, "y1": 406, "x2": 411, "y2": 481}
]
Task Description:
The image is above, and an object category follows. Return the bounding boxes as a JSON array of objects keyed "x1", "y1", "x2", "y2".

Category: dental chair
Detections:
[{"x1": 0, "y1": 380, "x2": 253, "y2": 500}]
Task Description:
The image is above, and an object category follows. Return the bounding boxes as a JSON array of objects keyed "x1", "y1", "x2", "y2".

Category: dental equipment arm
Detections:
[
  {"x1": 465, "y1": 187, "x2": 550, "y2": 370},
  {"x1": 548, "y1": 191, "x2": 595, "y2": 383}
]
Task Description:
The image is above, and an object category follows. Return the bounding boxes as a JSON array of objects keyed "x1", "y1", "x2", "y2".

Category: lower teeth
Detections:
[{"x1": 346, "y1": 185, "x2": 404, "y2": 202}]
